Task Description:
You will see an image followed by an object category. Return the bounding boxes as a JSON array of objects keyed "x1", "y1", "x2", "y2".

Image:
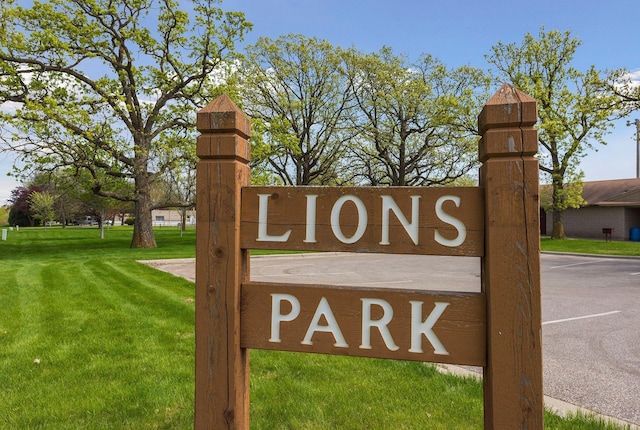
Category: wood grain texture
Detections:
[
  {"x1": 241, "y1": 281, "x2": 486, "y2": 366},
  {"x1": 195, "y1": 94, "x2": 251, "y2": 430},
  {"x1": 194, "y1": 85, "x2": 543, "y2": 430},
  {"x1": 241, "y1": 186, "x2": 484, "y2": 256},
  {"x1": 479, "y1": 83, "x2": 543, "y2": 429}
]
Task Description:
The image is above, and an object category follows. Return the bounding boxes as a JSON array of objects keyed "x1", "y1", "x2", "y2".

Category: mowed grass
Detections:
[
  {"x1": 541, "y1": 237, "x2": 640, "y2": 256},
  {"x1": 0, "y1": 227, "x2": 196, "y2": 429},
  {"x1": 0, "y1": 226, "x2": 633, "y2": 429}
]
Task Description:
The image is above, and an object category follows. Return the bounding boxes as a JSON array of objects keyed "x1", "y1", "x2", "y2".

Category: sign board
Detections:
[
  {"x1": 241, "y1": 281, "x2": 486, "y2": 366},
  {"x1": 240, "y1": 186, "x2": 484, "y2": 256},
  {"x1": 195, "y1": 85, "x2": 543, "y2": 429}
]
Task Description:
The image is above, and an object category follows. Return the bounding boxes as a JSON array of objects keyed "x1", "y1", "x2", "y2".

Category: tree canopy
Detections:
[
  {"x1": 345, "y1": 47, "x2": 490, "y2": 186},
  {"x1": 0, "y1": 0, "x2": 251, "y2": 247},
  {"x1": 8, "y1": 184, "x2": 44, "y2": 226},
  {"x1": 3, "y1": 3, "x2": 632, "y2": 246},
  {"x1": 239, "y1": 35, "x2": 489, "y2": 187},
  {"x1": 28, "y1": 190, "x2": 55, "y2": 229},
  {"x1": 240, "y1": 34, "x2": 355, "y2": 185},
  {"x1": 487, "y1": 28, "x2": 625, "y2": 238}
]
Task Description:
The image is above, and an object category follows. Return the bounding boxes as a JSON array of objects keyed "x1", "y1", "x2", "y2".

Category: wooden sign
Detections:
[
  {"x1": 195, "y1": 85, "x2": 543, "y2": 429},
  {"x1": 241, "y1": 281, "x2": 486, "y2": 366},
  {"x1": 240, "y1": 186, "x2": 484, "y2": 256}
]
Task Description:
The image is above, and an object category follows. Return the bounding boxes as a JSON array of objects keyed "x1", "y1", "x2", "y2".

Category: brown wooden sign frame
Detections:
[{"x1": 194, "y1": 85, "x2": 543, "y2": 429}]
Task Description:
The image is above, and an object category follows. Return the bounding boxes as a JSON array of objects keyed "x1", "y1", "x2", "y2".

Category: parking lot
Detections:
[
  {"x1": 539, "y1": 253, "x2": 640, "y2": 426},
  {"x1": 250, "y1": 252, "x2": 640, "y2": 426},
  {"x1": 150, "y1": 251, "x2": 640, "y2": 426}
]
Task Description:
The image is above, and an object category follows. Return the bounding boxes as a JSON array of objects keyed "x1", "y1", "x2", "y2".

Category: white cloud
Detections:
[
  {"x1": 0, "y1": 100, "x2": 22, "y2": 114},
  {"x1": 625, "y1": 70, "x2": 640, "y2": 88}
]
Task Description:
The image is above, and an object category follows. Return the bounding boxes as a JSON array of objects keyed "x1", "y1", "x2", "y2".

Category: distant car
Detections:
[
  {"x1": 73, "y1": 216, "x2": 98, "y2": 226},
  {"x1": 104, "y1": 220, "x2": 113, "y2": 226}
]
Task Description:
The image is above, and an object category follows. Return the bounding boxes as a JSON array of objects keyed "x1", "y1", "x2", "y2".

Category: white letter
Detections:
[
  {"x1": 302, "y1": 297, "x2": 348, "y2": 348},
  {"x1": 330, "y1": 195, "x2": 367, "y2": 244},
  {"x1": 257, "y1": 193, "x2": 291, "y2": 242},
  {"x1": 269, "y1": 294, "x2": 300, "y2": 343},
  {"x1": 360, "y1": 298, "x2": 399, "y2": 351},
  {"x1": 409, "y1": 301, "x2": 450, "y2": 355},
  {"x1": 304, "y1": 194, "x2": 318, "y2": 243},
  {"x1": 380, "y1": 195, "x2": 421, "y2": 245},
  {"x1": 434, "y1": 195, "x2": 466, "y2": 247}
]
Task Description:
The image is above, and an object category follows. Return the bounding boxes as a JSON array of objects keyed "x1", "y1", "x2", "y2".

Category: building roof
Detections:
[
  {"x1": 579, "y1": 178, "x2": 640, "y2": 207},
  {"x1": 540, "y1": 178, "x2": 640, "y2": 208}
]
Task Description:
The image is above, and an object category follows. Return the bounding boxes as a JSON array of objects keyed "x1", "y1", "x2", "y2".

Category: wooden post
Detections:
[
  {"x1": 195, "y1": 94, "x2": 251, "y2": 429},
  {"x1": 478, "y1": 83, "x2": 543, "y2": 429}
]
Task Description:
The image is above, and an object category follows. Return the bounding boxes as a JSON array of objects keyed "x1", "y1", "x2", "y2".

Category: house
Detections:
[
  {"x1": 541, "y1": 178, "x2": 640, "y2": 241},
  {"x1": 151, "y1": 209, "x2": 196, "y2": 227}
]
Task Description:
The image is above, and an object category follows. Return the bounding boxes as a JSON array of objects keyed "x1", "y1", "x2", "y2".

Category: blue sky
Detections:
[{"x1": 2, "y1": 0, "x2": 640, "y2": 204}]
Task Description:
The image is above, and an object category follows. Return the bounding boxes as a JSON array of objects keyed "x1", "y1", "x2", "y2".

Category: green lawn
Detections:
[
  {"x1": 0, "y1": 226, "x2": 633, "y2": 429},
  {"x1": 541, "y1": 237, "x2": 640, "y2": 256},
  {"x1": 0, "y1": 227, "x2": 196, "y2": 429}
]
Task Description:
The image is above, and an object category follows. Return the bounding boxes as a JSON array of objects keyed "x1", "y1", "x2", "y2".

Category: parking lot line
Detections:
[
  {"x1": 542, "y1": 310, "x2": 621, "y2": 326},
  {"x1": 548, "y1": 260, "x2": 606, "y2": 269}
]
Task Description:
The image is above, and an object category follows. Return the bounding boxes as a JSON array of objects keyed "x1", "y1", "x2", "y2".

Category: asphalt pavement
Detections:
[{"x1": 141, "y1": 252, "x2": 640, "y2": 428}]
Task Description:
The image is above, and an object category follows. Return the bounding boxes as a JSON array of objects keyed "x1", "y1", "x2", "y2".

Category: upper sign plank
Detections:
[{"x1": 240, "y1": 186, "x2": 484, "y2": 256}]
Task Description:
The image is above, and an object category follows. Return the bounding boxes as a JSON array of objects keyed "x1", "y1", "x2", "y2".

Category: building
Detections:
[
  {"x1": 151, "y1": 209, "x2": 196, "y2": 227},
  {"x1": 541, "y1": 178, "x2": 640, "y2": 241}
]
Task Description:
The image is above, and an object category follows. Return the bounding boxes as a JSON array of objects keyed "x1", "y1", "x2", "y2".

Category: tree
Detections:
[
  {"x1": 28, "y1": 170, "x2": 81, "y2": 227},
  {"x1": 156, "y1": 154, "x2": 196, "y2": 233},
  {"x1": 486, "y1": 28, "x2": 624, "y2": 239},
  {"x1": 240, "y1": 34, "x2": 355, "y2": 185},
  {"x1": 345, "y1": 47, "x2": 490, "y2": 186},
  {"x1": 0, "y1": 0, "x2": 251, "y2": 247},
  {"x1": 605, "y1": 69, "x2": 640, "y2": 112},
  {"x1": 64, "y1": 169, "x2": 134, "y2": 237},
  {"x1": 7, "y1": 184, "x2": 45, "y2": 226},
  {"x1": 25, "y1": 168, "x2": 133, "y2": 233},
  {"x1": 28, "y1": 190, "x2": 56, "y2": 229},
  {"x1": 0, "y1": 205, "x2": 8, "y2": 225}
]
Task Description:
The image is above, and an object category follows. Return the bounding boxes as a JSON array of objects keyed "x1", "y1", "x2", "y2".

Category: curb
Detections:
[
  {"x1": 541, "y1": 251, "x2": 640, "y2": 260},
  {"x1": 435, "y1": 364, "x2": 639, "y2": 429},
  {"x1": 141, "y1": 253, "x2": 640, "y2": 428}
]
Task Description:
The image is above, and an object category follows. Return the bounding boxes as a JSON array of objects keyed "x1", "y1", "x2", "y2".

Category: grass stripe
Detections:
[
  {"x1": 1, "y1": 249, "x2": 195, "y2": 429},
  {"x1": 0, "y1": 227, "x2": 633, "y2": 429}
]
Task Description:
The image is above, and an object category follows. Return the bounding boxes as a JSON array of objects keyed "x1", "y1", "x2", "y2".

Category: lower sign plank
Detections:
[{"x1": 241, "y1": 282, "x2": 486, "y2": 366}]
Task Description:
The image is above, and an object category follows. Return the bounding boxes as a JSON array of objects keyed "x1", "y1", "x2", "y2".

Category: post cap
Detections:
[
  {"x1": 478, "y1": 83, "x2": 537, "y2": 134},
  {"x1": 197, "y1": 94, "x2": 251, "y2": 139}
]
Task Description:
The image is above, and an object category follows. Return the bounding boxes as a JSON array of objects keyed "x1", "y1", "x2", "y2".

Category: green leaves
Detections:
[
  {"x1": 239, "y1": 36, "x2": 491, "y2": 186},
  {"x1": 0, "y1": 0, "x2": 251, "y2": 247},
  {"x1": 241, "y1": 34, "x2": 355, "y2": 185},
  {"x1": 27, "y1": 190, "x2": 56, "y2": 227},
  {"x1": 346, "y1": 47, "x2": 490, "y2": 186},
  {"x1": 487, "y1": 28, "x2": 625, "y2": 237}
]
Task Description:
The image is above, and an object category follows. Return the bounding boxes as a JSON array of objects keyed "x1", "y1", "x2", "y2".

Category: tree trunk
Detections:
[
  {"x1": 551, "y1": 210, "x2": 566, "y2": 239},
  {"x1": 550, "y1": 173, "x2": 567, "y2": 239},
  {"x1": 99, "y1": 208, "x2": 106, "y2": 240},
  {"x1": 130, "y1": 175, "x2": 157, "y2": 248}
]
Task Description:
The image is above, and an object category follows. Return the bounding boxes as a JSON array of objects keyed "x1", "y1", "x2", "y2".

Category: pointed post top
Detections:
[
  {"x1": 478, "y1": 83, "x2": 537, "y2": 135},
  {"x1": 197, "y1": 93, "x2": 251, "y2": 139},
  {"x1": 196, "y1": 94, "x2": 251, "y2": 162},
  {"x1": 477, "y1": 83, "x2": 538, "y2": 162}
]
